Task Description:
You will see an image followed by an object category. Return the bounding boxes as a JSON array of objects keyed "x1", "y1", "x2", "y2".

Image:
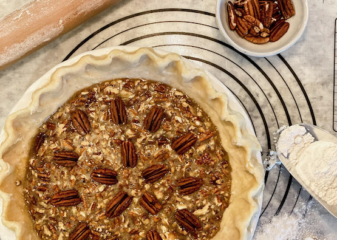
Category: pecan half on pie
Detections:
[{"x1": 23, "y1": 79, "x2": 231, "y2": 240}]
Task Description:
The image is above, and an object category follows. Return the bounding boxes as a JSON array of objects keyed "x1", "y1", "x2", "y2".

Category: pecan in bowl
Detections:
[{"x1": 227, "y1": 0, "x2": 295, "y2": 44}]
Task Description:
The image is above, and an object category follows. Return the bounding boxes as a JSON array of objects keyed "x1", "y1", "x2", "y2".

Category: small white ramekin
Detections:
[{"x1": 216, "y1": 0, "x2": 309, "y2": 57}]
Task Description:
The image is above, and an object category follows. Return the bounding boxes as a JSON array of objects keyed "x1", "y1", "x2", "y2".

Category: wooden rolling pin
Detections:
[{"x1": 0, "y1": 0, "x2": 122, "y2": 71}]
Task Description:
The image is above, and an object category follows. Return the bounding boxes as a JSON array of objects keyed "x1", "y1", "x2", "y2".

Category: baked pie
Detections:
[{"x1": 0, "y1": 48, "x2": 264, "y2": 240}]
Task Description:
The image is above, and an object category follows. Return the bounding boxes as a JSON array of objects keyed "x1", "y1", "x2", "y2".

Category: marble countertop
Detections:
[{"x1": 0, "y1": 0, "x2": 336, "y2": 239}]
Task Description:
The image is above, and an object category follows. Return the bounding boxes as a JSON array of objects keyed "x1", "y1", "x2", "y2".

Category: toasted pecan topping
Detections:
[
  {"x1": 53, "y1": 151, "x2": 79, "y2": 167},
  {"x1": 106, "y1": 191, "x2": 133, "y2": 218},
  {"x1": 111, "y1": 97, "x2": 127, "y2": 124},
  {"x1": 69, "y1": 223, "x2": 91, "y2": 240},
  {"x1": 176, "y1": 177, "x2": 203, "y2": 195},
  {"x1": 175, "y1": 209, "x2": 201, "y2": 232},
  {"x1": 121, "y1": 140, "x2": 137, "y2": 168},
  {"x1": 25, "y1": 79, "x2": 231, "y2": 240},
  {"x1": 91, "y1": 168, "x2": 118, "y2": 185},
  {"x1": 142, "y1": 165, "x2": 169, "y2": 183},
  {"x1": 51, "y1": 190, "x2": 81, "y2": 207},
  {"x1": 139, "y1": 192, "x2": 162, "y2": 214},
  {"x1": 171, "y1": 133, "x2": 197, "y2": 155},
  {"x1": 144, "y1": 106, "x2": 165, "y2": 133},
  {"x1": 71, "y1": 109, "x2": 91, "y2": 135}
]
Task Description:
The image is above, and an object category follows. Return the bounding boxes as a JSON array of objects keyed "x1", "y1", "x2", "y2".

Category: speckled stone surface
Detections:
[{"x1": 0, "y1": 0, "x2": 337, "y2": 239}]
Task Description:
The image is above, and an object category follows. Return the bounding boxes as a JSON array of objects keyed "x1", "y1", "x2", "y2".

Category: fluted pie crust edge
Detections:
[{"x1": 0, "y1": 47, "x2": 264, "y2": 240}]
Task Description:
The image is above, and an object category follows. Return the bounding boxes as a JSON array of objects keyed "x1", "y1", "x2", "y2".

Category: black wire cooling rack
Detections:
[{"x1": 61, "y1": 8, "x2": 316, "y2": 223}]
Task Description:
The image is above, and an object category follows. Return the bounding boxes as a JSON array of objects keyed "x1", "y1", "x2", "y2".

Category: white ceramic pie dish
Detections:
[
  {"x1": 216, "y1": 0, "x2": 309, "y2": 57},
  {"x1": 0, "y1": 46, "x2": 263, "y2": 240}
]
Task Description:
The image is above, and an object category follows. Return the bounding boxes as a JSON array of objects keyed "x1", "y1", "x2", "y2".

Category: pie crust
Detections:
[{"x1": 0, "y1": 47, "x2": 264, "y2": 240}]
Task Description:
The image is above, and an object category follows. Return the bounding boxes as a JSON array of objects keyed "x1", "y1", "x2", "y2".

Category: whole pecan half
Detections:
[
  {"x1": 142, "y1": 165, "x2": 169, "y2": 183},
  {"x1": 91, "y1": 168, "x2": 118, "y2": 185},
  {"x1": 244, "y1": 0, "x2": 254, "y2": 16},
  {"x1": 244, "y1": 0, "x2": 260, "y2": 20},
  {"x1": 139, "y1": 192, "x2": 162, "y2": 215},
  {"x1": 71, "y1": 109, "x2": 91, "y2": 135},
  {"x1": 270, "y1": 20, "x2": 290, "y2": 42},
  {"x1": 251, "y1": 0, "x2": 260, "y2": 19},
  {"x1": 277, "y1": 0, "x2": 295, "y2": 20},
  {"x1": 146, "y1": 230, "x2": 162, "y2": 240},
  {"x1": 171, "y1": 133, "x2": 197, "y2": 155},
  {"x1": 175, "y1": 209, "x2": 201, "y2": 232},
  {"x1": 227, "y1": 1, "x2": 237, "y2": 30},
  {"x1": 35, "y1": 132, "x2": 45, "y2": 152},
  {"x1": 236, "y1": 17, "x2": 249, "y2": 37},
  {"x1": 51, "y1": 190, "x2": 81, "y2": 207},
  {"x1": 260, "y1": 1, "x2": 274, "y2": 28},
  {"x1": 54, "y1": 151, "x2": 79, "y2": 167},
  {"x1": 111, "y1": 97, "x2": 127, "y2": 124},
  {"x1": 176, "y1": 177, "x2": 203, "y2": 195},
  {"x1": 121, "y1": 140, "x2": 137, "y2": 168},
  {"x1": 245, "y1": 35, "x2": 270, "y2": 44},
  {"x1": 144, "y1": 106, "x2": 165, "y2": 133},
  {"x1": 69, "y1": 223, "x2": 91, "y2": 240},
  {"x1": 106, "y1": 191, "x2": 133, "y2": 218}
]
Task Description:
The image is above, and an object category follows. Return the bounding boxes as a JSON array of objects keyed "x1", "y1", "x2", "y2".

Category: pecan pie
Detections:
[
  {"x1": 0, "y1": 48, "x2": 264, "y2": 240},
  {"x1": 23, "y1": 79, "x2": 231, "y2": 240}
]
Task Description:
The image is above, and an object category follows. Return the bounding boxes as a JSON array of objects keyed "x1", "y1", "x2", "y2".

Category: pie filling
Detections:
[{"x1": 23, "y1": 79, "x2": 232, "y2": 240}]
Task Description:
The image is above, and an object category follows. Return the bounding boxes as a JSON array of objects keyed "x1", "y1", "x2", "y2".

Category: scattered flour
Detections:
[
  {"x1": 254, "y1": 201, "x2": 334, "y2": 240},
  {"x1": 255, "y1": 214, "x2": 299, "y2": 240}
]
